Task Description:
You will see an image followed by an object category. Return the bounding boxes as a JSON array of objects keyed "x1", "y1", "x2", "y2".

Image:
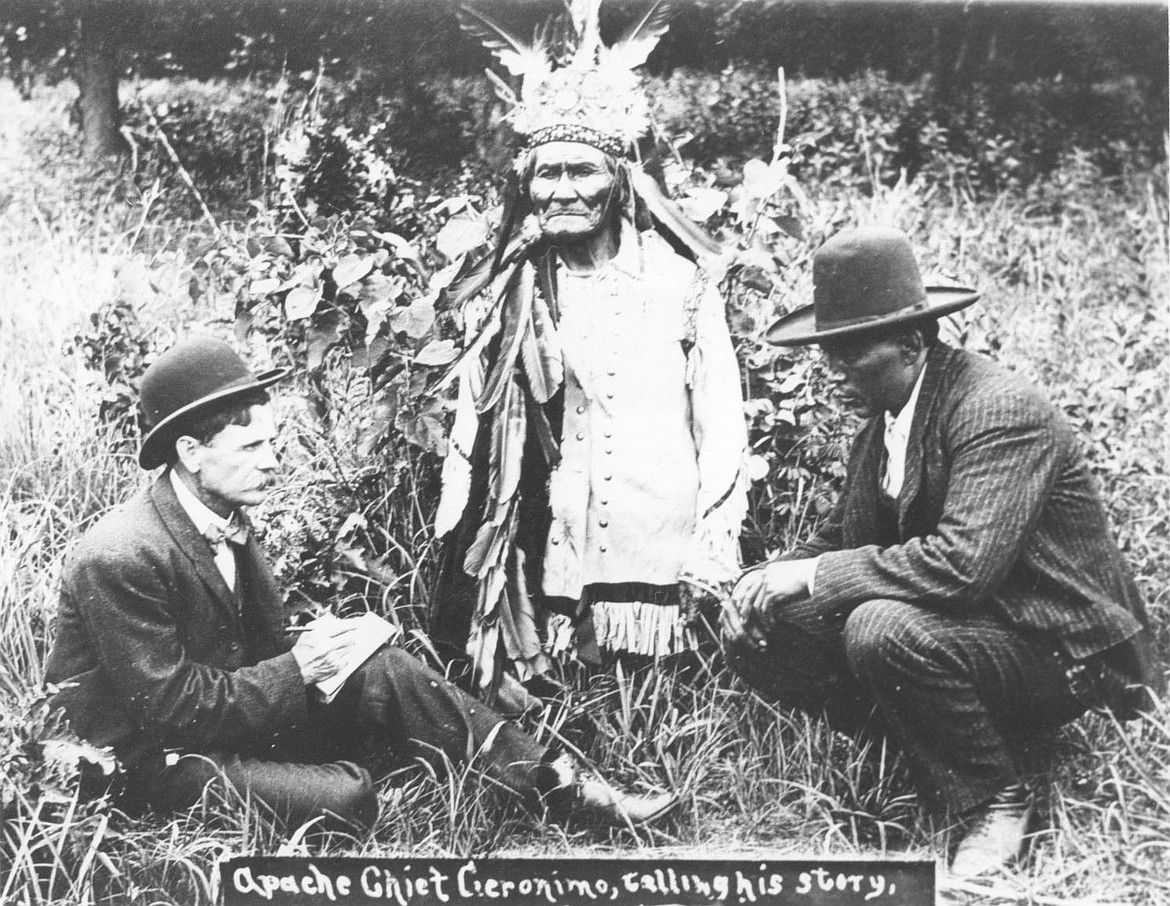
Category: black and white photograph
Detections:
[{"x1": 1, "y1": 1, "x2": 1166, "y2": 903}]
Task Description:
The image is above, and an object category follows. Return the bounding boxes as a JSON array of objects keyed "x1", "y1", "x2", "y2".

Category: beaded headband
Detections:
[{"x1": 526, "y1": 124, "x2": 626, "y2": 159}]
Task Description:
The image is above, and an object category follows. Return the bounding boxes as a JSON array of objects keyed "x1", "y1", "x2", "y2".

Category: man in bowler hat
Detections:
[
  {"x1": 45, "y1": 336, "x2": 676, "y2": 834},
  {"x1": 721, "y1": 226, "x2": 1162, "y2": 877}
]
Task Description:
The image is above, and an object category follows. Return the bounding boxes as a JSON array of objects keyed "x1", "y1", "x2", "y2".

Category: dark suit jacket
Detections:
[
  {"x1": 790, "y1": 343, "x2": 1162, "y2": 709},
  {"x1": 45, "y1": 476, "x2": 307, "y2": 768}
]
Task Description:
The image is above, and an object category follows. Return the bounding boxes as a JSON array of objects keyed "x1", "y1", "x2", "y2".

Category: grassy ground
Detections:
[{"x1": 1, "y1": 78, "x2": 1167, "y2": 906}]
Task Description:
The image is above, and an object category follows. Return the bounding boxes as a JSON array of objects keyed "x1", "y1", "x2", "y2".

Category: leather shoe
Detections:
[
  {"x1": 576, "y1": 776, "x2": 680, "y2": 827},
  {"x1": 949, "y1": 788, "x2": 1034, "y2": 878}
]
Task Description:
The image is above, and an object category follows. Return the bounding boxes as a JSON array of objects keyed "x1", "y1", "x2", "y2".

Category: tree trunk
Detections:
[{"x1": 76, "y1": 1, "x2": 125, "y2": 159}]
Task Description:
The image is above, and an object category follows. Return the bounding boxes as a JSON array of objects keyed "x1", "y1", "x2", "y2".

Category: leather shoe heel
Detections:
[{"x1": 577, "y1": 777, "x2": 679, "y2": 827}]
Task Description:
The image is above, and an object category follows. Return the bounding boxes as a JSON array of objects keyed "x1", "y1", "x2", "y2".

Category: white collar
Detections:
[
  {"x1": 884, "y1": 360, "x2": 928, "y2": 441},
  {"x1": 169, "y1": 468, "x2": 235, "y2": 539}
]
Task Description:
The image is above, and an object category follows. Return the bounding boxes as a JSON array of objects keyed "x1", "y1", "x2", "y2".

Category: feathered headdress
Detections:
[{"x1": 459, "y1": 0, "x2": 671, "y2": 161}]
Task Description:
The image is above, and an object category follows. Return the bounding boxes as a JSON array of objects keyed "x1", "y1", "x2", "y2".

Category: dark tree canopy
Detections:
[{"x1": 0, "y1": 0, "x2": 1165, "y2": 160}]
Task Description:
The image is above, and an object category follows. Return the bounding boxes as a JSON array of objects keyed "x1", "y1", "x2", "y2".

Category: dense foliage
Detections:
[
  {"x1": 0, "y1": 57, "x2": 1166, "y2": 904},
  {"x1": 86, "y1": 66, "x2": 1166, "y2": 609}
]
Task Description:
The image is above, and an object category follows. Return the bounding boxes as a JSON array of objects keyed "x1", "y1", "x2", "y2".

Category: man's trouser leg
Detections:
[
  {"x1": 136, "y1": 752, "x2": 379, "y2": 834},
  {"x1": 722, "y1": 593, "x2": 876, "y2": 732},
  {"x1": 133, "y1": 647, "x2": 551, "y2": 833},
  {"x1": 843, "y1": 600, "x2": 1083, "y2": 815},
  {"x1": 334, "y1": 645, "x2": 552, "y2": 806},
  {"x1": 724, "y1": 594, "x2": 1083, "y2": 815}
]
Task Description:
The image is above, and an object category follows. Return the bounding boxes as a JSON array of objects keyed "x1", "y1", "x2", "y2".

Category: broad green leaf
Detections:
[
  {"x1": 250, "y1": 277, "x2": 283, "y2": 297},
  {"x1": 293, "y1": 258, "x2": 324, "y2": 286},
  {"x1": 436, "y1": 215, "x2": 490, "y2": 262},
  {"x1": 746, "y1": 454, "x2": 771, "y2": 481},
  {"x1": 414, "y1": 338, "x2": 458, "y2": 367},
  {"x1": 373, "y1": 230, "x2": 425, "y2": 273},
  {"x1": 742, "y1": 157, "x2": 787, "y2": 200},
  {"x1": 306, "y1": 313, "x2": 346, "y2": 369},
  {"x1": 430, "y1": 256, "x2": 466, "y2": 293},
  {"x1": 261, "y1": 236, "x2": 296, "y2": 258},
  {"x1": 396, "y1": 397, "x2": 449, "y2": 454},
  {"x1": 333, "y1": 253, "x2": 373, "y2": 289},
  {"x1": 677, "y1": 187, "x2": 728, "y2": 222},
  {"x1": 285, "y1": 286, "x2": 320, "y2": 320},
  {"x1": 233, "y1": 310, "x2": 253, "y2": 344},
  {"x1": 357, "y1": 274, "x2": 404, "y2": 311},
  {"x1": 390, "y1": 297, "x2": 436, "y2": 339},
  {"x1": 433, "y1": 195, "x2": 472, "y2": 217}
]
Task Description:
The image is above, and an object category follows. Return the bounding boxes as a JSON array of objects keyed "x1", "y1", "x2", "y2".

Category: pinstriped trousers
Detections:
[{"x1": 724, "y1": 595, "x2": 1085, "y2": 815}]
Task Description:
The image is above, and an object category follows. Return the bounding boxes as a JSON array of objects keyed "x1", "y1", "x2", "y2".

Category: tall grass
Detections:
[{"x1": 0, "y1": 77, "x2": 1167, "y2": 906}]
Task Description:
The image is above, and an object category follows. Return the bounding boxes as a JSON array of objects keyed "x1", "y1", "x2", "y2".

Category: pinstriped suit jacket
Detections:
[{"x1": 791, "y1": 344, "x2": 1161, "y2": 706}]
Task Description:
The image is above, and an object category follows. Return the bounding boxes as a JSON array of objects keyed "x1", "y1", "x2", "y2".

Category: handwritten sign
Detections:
[{"x1": 219, "y1": 858, "x2": 934, "y2": 906}]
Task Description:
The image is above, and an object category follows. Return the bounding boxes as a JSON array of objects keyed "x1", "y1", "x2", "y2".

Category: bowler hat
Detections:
[
  {"x1": 766, "y1": 226, "x2": 979, "y2": 346},
  {"x1": 137, "y1": 337, "x2": 288, "y2": 469}
]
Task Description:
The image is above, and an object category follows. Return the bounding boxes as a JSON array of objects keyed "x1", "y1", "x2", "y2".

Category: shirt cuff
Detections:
[{"x1": 804, "y1": 556, "x2": 820, "y2": 597}]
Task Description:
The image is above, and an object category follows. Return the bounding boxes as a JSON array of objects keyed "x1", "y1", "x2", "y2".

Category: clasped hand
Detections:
[
  {"x1": 290, "y1": 621, "x2": 367, "y2": 684},
  {"x1": 719, "y1": 559, "x2": 816, "y2": 649}
]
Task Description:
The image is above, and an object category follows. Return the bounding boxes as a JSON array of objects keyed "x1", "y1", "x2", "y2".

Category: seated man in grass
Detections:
[
  {"x1": 721, "y1": 226, "x2": 1163, "y2": 878},
  {"x1": 45, "y1": 336, "x2": 676, "y2": 835}
]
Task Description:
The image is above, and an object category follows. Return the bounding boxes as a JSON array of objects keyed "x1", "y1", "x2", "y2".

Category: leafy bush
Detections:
[
  {"x1": 2, "y1": 50, "x2": 1167, "y2": 906},
  {"x1": 81, "y1": 65, "x2": 1167, "y2": 616}
]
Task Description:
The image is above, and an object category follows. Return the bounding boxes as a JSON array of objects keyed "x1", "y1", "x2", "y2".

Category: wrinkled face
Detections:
[
  {"x1": 176, "y1": 403, "x2": 280, "y2": 516},
  {"x1": 820, "y1": 333, "x2": 913, "y2": 419},
  {"x1": 528, "y1": 141, "x2": 618, "y2": 241}
]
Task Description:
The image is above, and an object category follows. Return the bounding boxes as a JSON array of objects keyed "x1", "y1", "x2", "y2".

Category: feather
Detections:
[
  {"x1": 490, "y1": 375, "x2": 527, "y2": 504},
  {"x1": 519, "y1": 321, "x2": 550, "y2": 404},
  {"x1": 449, "y1": 216, "x2": 542, "y2": 313},
  {"x1": 464, "y1": 516, "x2": 501, "y2": 576},
  {"x1": 434, "y1": 246, "x2": 529, "y2": 396},
  {"x1": 518, "y1": 291, "x2": 562, "y2": 404},
  {"x1": 526, "y1": 394, "x2": 561, "y2": 468},
  {"x1": 499, "y1": 549, "x2": 544, "y2": 662},
  {"x1": 466, "y1": 618, "x2": 500, "y2": 693},
  {"x1": 485, "y1": 68, "x2": 518, "y2": 108},
  {"x1": 607, "y1": 0, "x2": 671, "y2": 70},
  {"x1": 477, "y1": 262, "x2": 534, "y2": 414},
  {"x1": 536, "y1": 12, "x2": 574, "y2": 66},
  {"x1": 464, "y1": 497, "x2": 517, "y2": 577},
  {"x1": 432, "y1": 273, "x2": 506, "y2": 396},
  {"x1": 535, "y1": 249, "x2": 560, "y2": 322},
  {"x1": 491, "y1": 173, "x2": 523, "y2": 277},
  {"x1": 458, "y1": 5, "x2": 550, "y2": 79},
  {"x1": 629, "y1": 165, "x2": 723, "y2": 259},
  {"x1": 570, "y1": 0, "x2": 603, "y2": 62}
]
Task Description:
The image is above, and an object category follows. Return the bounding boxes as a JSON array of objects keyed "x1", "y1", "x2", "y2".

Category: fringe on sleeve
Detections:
[{"x1": 680, "y1": 269, "x2": 749, "y2": 589}]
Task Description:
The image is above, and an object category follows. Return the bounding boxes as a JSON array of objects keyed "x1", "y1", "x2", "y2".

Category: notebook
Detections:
[{"x1": 303, "y1": 611, "x2": 400, "y2": 703}]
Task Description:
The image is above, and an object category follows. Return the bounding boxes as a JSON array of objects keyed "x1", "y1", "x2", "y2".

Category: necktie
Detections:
[
  {"x1": 202, "y1": 517, "x2": 248, "y2": 594},
  {"x1": 201, "y1": 517, "x2": 248, "y2": 548}
]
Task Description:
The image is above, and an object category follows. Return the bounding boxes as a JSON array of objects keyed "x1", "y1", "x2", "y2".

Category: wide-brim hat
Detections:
[
  {"x1": 766, "y1": 226, "x2": 980, "y2": 346},
  {"x1": 138, "y1": 337, "x2": 288, "y2": 469}
]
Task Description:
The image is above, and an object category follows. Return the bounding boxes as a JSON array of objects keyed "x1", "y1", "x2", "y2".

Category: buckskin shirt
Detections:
[
  {"x1": 543, "y1": 229, "x2": 746, "y2": 652},
  {"x1": 438, "y1": 226, "x2": 747, "y2": 663}
]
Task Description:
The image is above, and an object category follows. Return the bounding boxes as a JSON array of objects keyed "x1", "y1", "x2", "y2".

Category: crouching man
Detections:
[
  {"x1": 721, "y1": 227, "x2": 1162, "y2": 877},
  {"x1": 45, "y1": 337, "x2": 676, "y2": 835}
]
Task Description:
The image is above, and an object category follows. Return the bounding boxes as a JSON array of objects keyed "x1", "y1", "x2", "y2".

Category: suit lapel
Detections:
[
  {"x1": 897, "y1": 344, "x2": 952, "y2": 529},
  {"x1": 150, "y1": 476, "x2": 240, "y2": 626},
  {"x1": 235, "y1": 529, "x2": 287, "y2": 648},
  {"x1": 845, "y1": 417, "x2": 885, "y2": 546}
]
